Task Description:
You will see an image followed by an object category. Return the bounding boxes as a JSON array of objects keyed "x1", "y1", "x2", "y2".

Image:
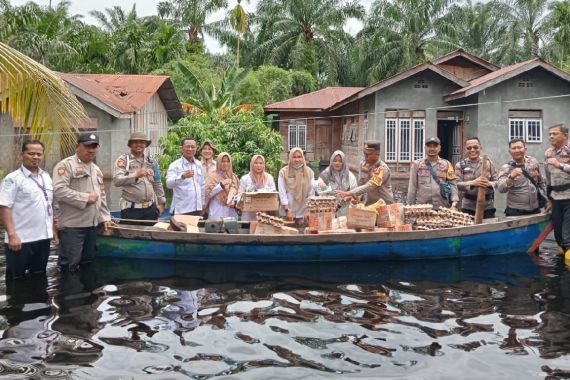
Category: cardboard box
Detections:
[
  {"x1": 347, "y1": 207, "x2": 377, "y2": 229},
  {"x1": 254, "y1": 222, "x2": 299, "y2": 235},
  {"x1": 241, "y1": 192, "x2": 280, "y2": 212}
]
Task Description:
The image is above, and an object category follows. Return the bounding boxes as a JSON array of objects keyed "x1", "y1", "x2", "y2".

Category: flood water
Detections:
[{"x1": 0, "y1": 240, "x2": 570, "y2": 379}]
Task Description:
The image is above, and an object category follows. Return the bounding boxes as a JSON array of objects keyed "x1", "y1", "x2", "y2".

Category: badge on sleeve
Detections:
[
  {"x1": 57, "y1": 166, "x2": 66, "y2": 176},
  {"x1": 116, "y1": 158, "x2": 126, "y2": 168},
  {"x1": 1, "y1": 178, "x2": 14, "y2": 191}
]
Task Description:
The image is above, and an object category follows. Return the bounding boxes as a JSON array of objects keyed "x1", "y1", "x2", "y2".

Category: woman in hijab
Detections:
[
  {"x1": 204, "y1": 153, "x2": 240, "y2": 219},
  {"x1": 278, "y1": 148, "x2": 315, "y2": 225},
  {"x1": 319, "y1": 150, "x2": 357, "y2": 217},
  {"x1": 238, "y1": 155, "x2": 277, "y2": 221}
]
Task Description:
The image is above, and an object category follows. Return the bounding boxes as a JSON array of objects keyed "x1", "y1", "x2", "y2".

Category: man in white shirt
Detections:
[
  {"x1": 166, "y1": 137, "x2": 205, "y2": 215},
  {"x1": 0, "y1": 140, "x2": 56, "y2": 279}
]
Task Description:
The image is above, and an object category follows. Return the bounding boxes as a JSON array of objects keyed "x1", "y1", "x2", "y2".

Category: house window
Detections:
[
  {"x1": 342, "y1": 117, "x2": 358, "y2": 144},
  {"x1": 508, "y1": 110, "x2": 542, "y2": 143},
  {"x1": 385, "y1": 110, "x2": 425, "y2": 162},
  {"x1": 288, "y1": 124, "x2": 307, "y2": 151},
  {"x1": 414, "y1": 79, "x2": 428, "y2": 89}
]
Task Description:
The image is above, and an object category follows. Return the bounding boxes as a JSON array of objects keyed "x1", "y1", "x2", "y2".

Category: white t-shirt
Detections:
[{"x1": 0, "y1": 166, "x2": 53, "y2": 243}]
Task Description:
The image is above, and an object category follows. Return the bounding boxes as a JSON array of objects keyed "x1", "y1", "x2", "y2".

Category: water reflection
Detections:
[{"x1": 0, "y1": 244, "x2": 570, "y2": 378}]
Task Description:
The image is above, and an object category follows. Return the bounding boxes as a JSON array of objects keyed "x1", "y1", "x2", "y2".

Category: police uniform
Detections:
[
  {"x1": 351, "y1": 161, "x2": 395, "y2": 205},
  {"x1": 0, "y1": 166, "x2": 53, "y2": 278},
  {"x1": 53, "y1": 133, "x2": 111, "y2": 271},
  {"x1": 113, "y1": 152, "x2": 165, "y2": 222},
  {"x1": 350, "y1": 140, "x2": 395, "y2": 205},
  {"x1": 408, "y1": 157, "x2": 458, "y2": 208},
  {"x1": 545, "y1": 144, "x2": 570, "y2": 250},
  {"x1": 496, "y1": 156, "x2": 544, "y2": 216},
  {"x1": 455, "y1": 157, "x2": 498, "y2": 217}
]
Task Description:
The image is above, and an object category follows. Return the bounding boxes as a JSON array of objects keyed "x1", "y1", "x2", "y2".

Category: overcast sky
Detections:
[{"x1": 10, "y1": 0, "x2": 373, "y2": 53}]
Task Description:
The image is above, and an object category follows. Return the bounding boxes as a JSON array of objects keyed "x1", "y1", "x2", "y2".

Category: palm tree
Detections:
[
  {"x1": 0, "y1": 42, "x2": 87, "y2": 153},
  {"x1": 355, "y1": 0, "x2": 454, "y2": 84},
  {"x1": 229, "y1": 0, "x2": 249, "y2": 66},
  {"x1": 1, "y1": 0, "x2": 80, "y2": 70},
  {"x1": 254, "y1": 0, "x2": 365, "y2": 85},
  {"x1": 547, "y1": 0, "x2": 570, "y2": 67},
  {"x1": 178, "y1": 63, "x2": 249, "y2": 114},
  {"x1": 90, "y1": 5, "x2": 151, "y2": 73},
  {"x1": 439, "y1": 0, "x2": 518, "y2": 65},
  {"x1": 507, "y1": 0, "x2": 551, "y2": 60},
  {"x1": 156, "y1": 0, "x2": 228, "y2": 45}
]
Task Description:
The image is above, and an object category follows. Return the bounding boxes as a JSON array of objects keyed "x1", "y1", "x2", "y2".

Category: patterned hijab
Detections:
[
  {"x1": 249, "y1": 154, "x2": 268, "y2": 190},
  {"x1": 281, "y1": 148, "x2": 314, "y2": 212},
  {"x1": 204, "y1": 152, "x2": 239, "y2": 206},
  {"x1": 319, "y1": 150, "x2": 351, "y2": 191}
]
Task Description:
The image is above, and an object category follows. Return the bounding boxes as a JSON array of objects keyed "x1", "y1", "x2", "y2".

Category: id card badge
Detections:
[{"x1": 47, "y1": 204, "x2": 53, "y2": 216}]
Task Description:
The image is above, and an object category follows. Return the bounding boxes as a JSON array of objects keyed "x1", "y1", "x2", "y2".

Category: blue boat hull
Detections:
[{"x1": 97, "y1": 214, "x2": 550, "y2": 262}]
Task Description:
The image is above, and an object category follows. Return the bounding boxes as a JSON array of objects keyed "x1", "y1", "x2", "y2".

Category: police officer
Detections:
[
  {"x1": 408, "y1": 136, "x2": 458, "y2": 208},
  {"x1": 455, "y1": 137, "x2": 498, "y2": 218},
  {"x1": 544, "y1": 124, "x2": 570, "y2": 259},
  {"x1": 113, "y1": 132, "x2": 166, "y2": 223},
  {"x1": 336, "y1": 140, "x2": 394, "y2": 205},
  {"x1": 53, "y1": 132, "x2": 112, "y2": 271},
  {"x1": 0, "y1": 140, "x2": 56, "y2": 278},
  {"x1": 496, "y1": 139, "x2": 545, "y2": 216}
]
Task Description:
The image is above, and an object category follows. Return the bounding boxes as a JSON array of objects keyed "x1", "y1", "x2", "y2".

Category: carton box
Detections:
[
  {"x1": 241, "y1": 192, "x2": 280, "y2": 212},
  {"x1": 347, "y1": 207, "x2": 377, "y2": 229},
  {"x1": 308, "y1": 211, "x2": 333, "y2": 232}
]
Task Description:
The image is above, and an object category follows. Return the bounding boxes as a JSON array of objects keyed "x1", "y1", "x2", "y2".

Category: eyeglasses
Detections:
[{"x1": 465, "y1": 146, "x2": 480, "y2": 150}]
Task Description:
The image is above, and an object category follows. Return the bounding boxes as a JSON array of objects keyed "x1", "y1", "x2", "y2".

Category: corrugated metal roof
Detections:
[
  {"x1": 58, "y1": 73, "x2": 184, "y2": 121},
  {"x1": 264, "y1": 87, "x2": 364, "y2": 111}
]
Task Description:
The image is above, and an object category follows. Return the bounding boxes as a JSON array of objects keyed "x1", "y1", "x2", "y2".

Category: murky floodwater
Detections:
[{"x1": 0, "y1": 240, "x2": 569, "y2": 379}]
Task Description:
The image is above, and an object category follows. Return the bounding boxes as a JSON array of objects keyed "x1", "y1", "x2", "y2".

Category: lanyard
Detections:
[{"x1": 22, "y1": 168, "x2": 52, "y2": 216}]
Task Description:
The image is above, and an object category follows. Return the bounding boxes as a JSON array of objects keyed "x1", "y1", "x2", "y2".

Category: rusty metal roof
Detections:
[
  {"x1": 58, "y1": 73, "x2": 184, "y2": 121},
  {"x1": 264, "y1": 87, "x2": 364, "y2": 112}
]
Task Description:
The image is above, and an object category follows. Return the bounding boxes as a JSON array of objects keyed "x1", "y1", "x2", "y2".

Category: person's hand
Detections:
[
  {"x1": 102, "y1": 220, "x2": 115, "y2": 231},
  {"x1": 544, "y1": 200, "x2": 553, "y2": 213},
  {"x1": 547, "y1": 158, "x2": 562, "y2": 169},
  {"x1": 285, "y1": 209, "x2": 293, "y2": 221},
  {"x1": 7, "y1": 233, "x2": 22, "y2": 251},
  {"x1": 221, "y1": 179, "x2": 232, "y2": 188},
  {"x1": 471, "y1": 177, "x2": 492, "y2": 188},
  {"x1": 87, "y1": 193, "x2": 99, "y2": 204},
  {"x1": 135, "y1": 168, "x2": 147, "y2": 178},
  {"x1": 451, "y1": 202, "x2": 458, "y2": 210},
  {"x1": 317, "y1": 179, "x2": 327, "y2": 190},
  {"x1": 157, "y1": 204, "x2": 165, "y2": 216},
  {"x1": 510, "y1": 168, "x2": 523, "y2": 179},
  {"x1": 51, "y1": 235, "x2": 59, "y2": 246},
  {"x1": 182, "y1": 169, "x2": 194, "y2": 179},
  {"x1": 334, "y1": 190, "x2": 350, "y2": 198}
]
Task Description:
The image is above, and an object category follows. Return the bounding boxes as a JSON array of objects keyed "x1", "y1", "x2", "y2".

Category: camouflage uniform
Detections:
[
  {"x1": 455, "y1": 157, "x2": 498, "y2": 217},
  {"x1": 545, "y1": 145, "x2": 570, "y2": 249},
  {"x1": 496, "y1": 156, "x2": 544, "y2": 215},
  {"x1": 53, "y1": 154, "x2": 111, "y2": 270},
  {"x1": 350, "y1": 159, "x2": 395, "y2": 205},
  {"x1": 408, "y1": 158, "x2": 458, "y2": 208},
  {"x1": 113, "y1": 153, "x2": 166, "y2": 221}
]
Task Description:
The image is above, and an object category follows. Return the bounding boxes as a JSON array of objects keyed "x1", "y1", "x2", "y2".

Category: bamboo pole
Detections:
[{"x1": 474, "y1": 155, "x2": 489, "y2": 224}]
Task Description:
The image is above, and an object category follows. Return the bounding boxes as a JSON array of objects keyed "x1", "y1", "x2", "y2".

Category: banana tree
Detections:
[{"x1": 0, "y1": 42, "x2": 87, "y2": 156}]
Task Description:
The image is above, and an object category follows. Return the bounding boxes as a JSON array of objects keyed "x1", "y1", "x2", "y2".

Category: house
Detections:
[
  {"x1": 58, "y1": 73, "x2": 184, "y2": 177},
  {"x1": 264, "y1": 49, "x2": 570, "y2": 189}
]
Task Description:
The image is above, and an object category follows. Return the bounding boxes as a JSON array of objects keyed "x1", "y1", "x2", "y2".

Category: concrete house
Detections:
[
  {"x1": 265, "y1": 50, "x2": 570, "y2": 189},
  {"x1": 58, "y1": 73, "x2": 184, "y2": 177}
]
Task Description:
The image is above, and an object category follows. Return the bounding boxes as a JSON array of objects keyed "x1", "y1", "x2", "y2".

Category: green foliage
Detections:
[
  {"x1": 290, "y1": 70, "x2": 316, "y2": 96},
  {"x1": 158, "y1": 110, "x2": 283, "y2": 178},
  {"x1": 253, "y1": 65, "x2": 292, "y2": 104}
]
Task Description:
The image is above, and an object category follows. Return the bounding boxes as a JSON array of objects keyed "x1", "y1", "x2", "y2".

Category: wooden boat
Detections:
[{"x1": 96, "y1": 213, "x2": 551, "y2": 262}]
